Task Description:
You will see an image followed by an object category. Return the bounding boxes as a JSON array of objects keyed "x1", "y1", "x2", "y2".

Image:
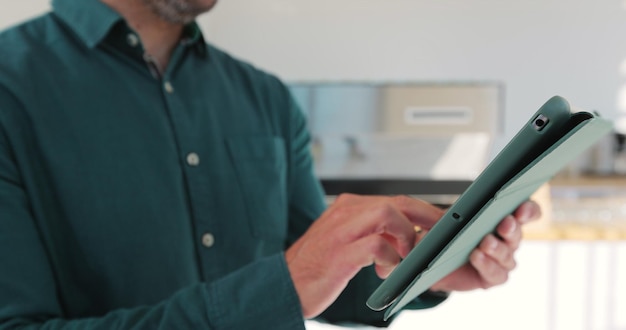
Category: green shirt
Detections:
[{"x1": 0, "y1": 0, "x2": 444, "y2": 328}]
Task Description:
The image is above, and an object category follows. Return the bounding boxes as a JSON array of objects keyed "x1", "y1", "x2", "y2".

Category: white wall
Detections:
[
  {"x1": 198, "y1": 0, "x2": 626, "y2": 147},
  {"x1": 0, "y1": 1, "x2": 50, "y2": 30}
]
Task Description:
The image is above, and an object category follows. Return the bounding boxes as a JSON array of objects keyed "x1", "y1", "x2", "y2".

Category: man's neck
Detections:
[{"x1": 100, "y1": 0, "x2": 184, "y2": 73}]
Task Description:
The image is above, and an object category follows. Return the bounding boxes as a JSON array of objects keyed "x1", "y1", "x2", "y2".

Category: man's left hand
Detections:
[{"x1": 429, "y1": 200, "x2": 541, "y2": 292}]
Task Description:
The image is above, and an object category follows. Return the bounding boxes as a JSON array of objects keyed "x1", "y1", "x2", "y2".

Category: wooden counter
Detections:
[{"x1": 523, "y1": 175, "x2": 626, "y2": 241}]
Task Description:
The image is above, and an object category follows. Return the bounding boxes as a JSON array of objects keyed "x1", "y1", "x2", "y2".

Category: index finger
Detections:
[
  {"x1": 325, "y1": 194, "x2": 444, "y2": 255},
  {"x1": 387, "y1": 195, "x2": 445, "y2": 230},
  {"x1": 333, "y1": 201, "x2": 417, "y2": 257},
  {"x1": 329, "y1": 194, "x2": 445, "y2": 229}
]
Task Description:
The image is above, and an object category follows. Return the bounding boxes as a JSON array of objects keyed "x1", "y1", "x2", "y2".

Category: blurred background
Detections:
[{"x1": 2, "y1": 1, "x2": 626, "y2": 329}]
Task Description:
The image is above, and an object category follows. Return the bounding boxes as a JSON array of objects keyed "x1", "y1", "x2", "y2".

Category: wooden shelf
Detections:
[{"x1": 524, "y1": 175, "x2": 626, "y2": 241}]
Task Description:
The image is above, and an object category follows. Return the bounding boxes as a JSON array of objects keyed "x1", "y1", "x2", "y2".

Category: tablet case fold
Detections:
[{"x1": 382, "y1": 107, "x2": 612, "y2": 320}]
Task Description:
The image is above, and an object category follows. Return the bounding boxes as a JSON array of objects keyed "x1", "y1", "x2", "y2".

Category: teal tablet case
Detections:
[{"x1": 365, "y1": 96, "x2": 613, "y2": 320}]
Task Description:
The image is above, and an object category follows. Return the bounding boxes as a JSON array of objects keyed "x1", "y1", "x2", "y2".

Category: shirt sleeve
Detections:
[
  {"x1": 283, "y1": 92, "x2": 327, "y2": 248},
  {"x1": 280, "y1": 88, "x2": 448, "y2": 327},
  {"x1": 0, "y1": 88, "x2": 306, "y2": 330}
]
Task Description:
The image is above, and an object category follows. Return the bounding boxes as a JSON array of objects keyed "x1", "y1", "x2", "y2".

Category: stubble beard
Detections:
[{"x1": 142, "y1": 0, "x2": 215, "y2": 24}]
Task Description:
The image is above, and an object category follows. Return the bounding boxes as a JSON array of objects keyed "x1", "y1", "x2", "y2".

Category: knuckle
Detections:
[
  {"x1": 322, "y1": 206, "x2": 346, "y2": 224},
  {"x1": 501, "y1": 248, "x2": 516, "y2": 267},
  {"x1": 471, "y1": 251, "x2": 511, "y2": 289},
  {"x1": 481, "y1": 235, "x2": 497, "y2": 251},
  {"x1": 372, "y1": 203, "x2": 397, "y2": 220},
  {"x1": 487, "y1": 268, "x2": 509, "y2": 288},
  {"x1": 498, "y1": 272, "x2": 510, "y2": 285},
  {"x1": 369, "y1": 236, "x2": 389, "y2": 255},
  {"x1": 469, "y1": 250, "x2": 483, "y2": 266},
  {"x1": 391, "y1": 194, "x2": 412, "y2": 204},
  {"x1": 335, "y1": 193, "x2": 357, "y2": 204}
]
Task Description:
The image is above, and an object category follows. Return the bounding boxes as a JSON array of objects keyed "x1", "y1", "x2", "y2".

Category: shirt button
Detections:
[
  {"x1": 202, "y1": 233, "x2": 215, "y2": 248},
  {"x1": 127, "y1": 33, "x2": 139, "y2": 47},
  {"x1": 186, "y1": 152, "x2": 200, "y2": 166},
  {"x1": 164, "y1": 81, "x2": 174, "y2": 93}
]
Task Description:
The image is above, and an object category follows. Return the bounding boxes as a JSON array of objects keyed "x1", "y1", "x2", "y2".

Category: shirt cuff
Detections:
[{"x1": 204, "y1": 253, "x2": 305, "y2": 330}]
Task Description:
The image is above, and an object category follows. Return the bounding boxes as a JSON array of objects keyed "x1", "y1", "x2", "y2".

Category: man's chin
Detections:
[{"x1": 144, "y1": 0, "x2": 218, "y2": 24}]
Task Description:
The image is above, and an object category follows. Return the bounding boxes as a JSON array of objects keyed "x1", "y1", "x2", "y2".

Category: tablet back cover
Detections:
[{"x1": 384, "y1": 115, "x2": 612, "y2": 320}]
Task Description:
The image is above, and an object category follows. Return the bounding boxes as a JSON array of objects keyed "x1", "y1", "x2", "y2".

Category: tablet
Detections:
[{"x1": 366, "y1": 96, "x2": 613, "y2": 320}]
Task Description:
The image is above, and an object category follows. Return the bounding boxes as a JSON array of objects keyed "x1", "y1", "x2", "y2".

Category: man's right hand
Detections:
[{"x1": 284, "y1": 194, "x2": 444, "y2": 319}]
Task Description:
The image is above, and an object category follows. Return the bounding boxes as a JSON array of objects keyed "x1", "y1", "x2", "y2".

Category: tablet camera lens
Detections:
[{"x1": 532, "y1": 114, "x2": 549, "y2": 131}]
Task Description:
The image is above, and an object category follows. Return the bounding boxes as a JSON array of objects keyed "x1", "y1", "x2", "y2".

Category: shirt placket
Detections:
[
  {"x1": 119, "y1": 28, "x2": 218, "y2": 280},
  {"x1": 158, "y1": 46, "x2": 222, "y2": 282}
]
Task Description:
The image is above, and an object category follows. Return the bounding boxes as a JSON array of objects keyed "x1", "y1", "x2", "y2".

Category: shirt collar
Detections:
[
  {"x1": 52, "y1": 0, "x2": 122, "y2": 49},
  {"x1": 181, "y1": 22, "x2": 208, "y2": 57},
  {"x1": 52, "y1": 0, "x2": 207, "y2": 54}
]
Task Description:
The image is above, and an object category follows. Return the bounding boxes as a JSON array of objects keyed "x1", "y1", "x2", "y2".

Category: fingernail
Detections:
[
  {"x1": 488, "y1": 236, "x2": 498, "y2": 252},
  {"x1": 521, "y1": 208, "x2": 532, "y2": 222},
  {"x1": 520, "y1": 202, "x2": 538, "y2": 222},
  {"x1": 505, "y1": 217, "x2": 517, "y2": 236},
  {"x1": 473, "y1": 250, "x2": 486, "y2": 264}
]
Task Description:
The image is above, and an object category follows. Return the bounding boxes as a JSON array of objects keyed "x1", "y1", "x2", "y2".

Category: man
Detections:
[{"x1": 0, "y1": 0, "x2": 540, "y2": 328}]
